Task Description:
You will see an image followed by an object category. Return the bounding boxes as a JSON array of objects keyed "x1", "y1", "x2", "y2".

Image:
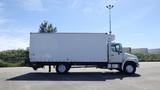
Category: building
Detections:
[
  {"x1": 131, "y1": 48, "x2": 148, "y2": 54},
  {"x1": 148, "y1": 48, "x2": 160, "y2": 54},
  {"x1": 123, "y1": 47, "x2": 131, "y2": 53}
]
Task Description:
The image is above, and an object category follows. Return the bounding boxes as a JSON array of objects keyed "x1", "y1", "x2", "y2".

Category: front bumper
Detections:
[{"x1": 136, "y1": 63, "x2": 140, "y2": 68}]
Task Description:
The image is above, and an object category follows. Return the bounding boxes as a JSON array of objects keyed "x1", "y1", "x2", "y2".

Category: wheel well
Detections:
[
  {"x1": 124, "y1": 61, "x2": 136, "y2": 67},
  {"x1": 56, "y1": 63, "x2": 71, "y2": 67}
]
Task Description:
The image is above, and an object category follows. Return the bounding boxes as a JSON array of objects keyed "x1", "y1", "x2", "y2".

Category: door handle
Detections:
[{"x1": 111, "y1": 54, "x2": 114, "y2": 56}]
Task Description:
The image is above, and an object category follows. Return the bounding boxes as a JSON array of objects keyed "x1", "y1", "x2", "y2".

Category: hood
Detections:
[{"x1": 124, "y1": 53, "x2": 139, "y2": 62}]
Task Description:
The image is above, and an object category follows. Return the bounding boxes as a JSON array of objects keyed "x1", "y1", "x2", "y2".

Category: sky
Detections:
[{"x1": 0, "y1": 0, "x2": 160, "y2": 51}]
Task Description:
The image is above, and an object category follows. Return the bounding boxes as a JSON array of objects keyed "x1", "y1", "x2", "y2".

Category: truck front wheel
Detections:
[
  {"x1": 56, "y1": 64, "x2": 70, "y2": 74},
  {"x1": 123, "y1": 62, "x2": 136, "y2": 75}
]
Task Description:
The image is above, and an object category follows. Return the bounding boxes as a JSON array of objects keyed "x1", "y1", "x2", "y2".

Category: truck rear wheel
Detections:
[
  {"x1": 32, "y1": 64, "x2": 38, "y2": 70},
  {"x1": 56, "y1": 64, "x2": 70, "y2": 74},
  {"x1": 123, "y1": 62, "x2": 136, "y2": 75}
]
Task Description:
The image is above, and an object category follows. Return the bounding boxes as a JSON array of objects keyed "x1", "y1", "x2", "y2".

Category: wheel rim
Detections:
[
  {"x1": 58, "y1": 64, "x2": 66, "y2": 73},
  {"x1": 126, "y1": 65, "x2": 134, "y2": 73}
]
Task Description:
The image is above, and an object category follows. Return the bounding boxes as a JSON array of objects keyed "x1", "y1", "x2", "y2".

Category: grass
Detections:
[
  {"x1": 0, "y1": 60, "x2": 25, "y2": 67},
  {"x1": 1, "y1": 52, "x2": 160, "y2": 67},
  {"x1": 133, "y1": 53, "x2": 160, "y2": 62},
  {"x1": 139, "y1": 60, "x2": 160, "y2": 62}
]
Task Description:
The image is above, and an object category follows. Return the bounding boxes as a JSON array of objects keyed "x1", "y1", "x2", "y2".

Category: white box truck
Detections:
[{"x1": 29, "y1": 33, "x2": 139, "y2": 75}]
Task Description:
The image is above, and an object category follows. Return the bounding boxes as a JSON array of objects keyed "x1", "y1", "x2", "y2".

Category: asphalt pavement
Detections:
[{"x1": 0, "y1": 62, "x2": 160, "y2": 90}]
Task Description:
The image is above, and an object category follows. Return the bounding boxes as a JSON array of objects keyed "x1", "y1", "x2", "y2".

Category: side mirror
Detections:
[
  {"x1": 117, "y1": 50, "x2": 122, "y2": 55},
  {"x1": 117, "y1": 51, "x2": 120, "y2": 55}
]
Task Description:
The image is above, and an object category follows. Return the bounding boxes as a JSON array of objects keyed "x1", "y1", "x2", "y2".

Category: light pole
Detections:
[{"x1": 106, "y1": 5, "x2": 114, "y2": 34}]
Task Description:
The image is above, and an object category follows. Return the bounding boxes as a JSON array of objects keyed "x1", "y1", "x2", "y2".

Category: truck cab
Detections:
[
  {"x1": 108, "y1": 42, "x2": 139, "y2": 74},
  {"x1": 109, "y1": 43, "x2": 123, "y2": 63}
]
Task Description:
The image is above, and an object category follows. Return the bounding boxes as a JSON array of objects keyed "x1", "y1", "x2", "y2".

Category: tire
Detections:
[
  {"x1": 123, "y1": 62, "x2": 136, "y2": 75},
  {"x1": 33, "y1": 66, "x2": 38, "y2": 70},
  {"x1": 32, "y1": 64, "x2": 38, "y2": 70},
  {"x1": 56, "y1": 64, "x2": 70, "y2": 74}
]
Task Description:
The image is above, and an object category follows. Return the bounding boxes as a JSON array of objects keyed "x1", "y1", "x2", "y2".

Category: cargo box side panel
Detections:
[{"x1": 30, "y1": 33, "x2": 108, "y2": 62}]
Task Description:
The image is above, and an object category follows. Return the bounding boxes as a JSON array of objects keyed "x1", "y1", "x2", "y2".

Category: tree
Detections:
[{"x1": 39, "y1": 20, "x2": 57, "y2": 33}]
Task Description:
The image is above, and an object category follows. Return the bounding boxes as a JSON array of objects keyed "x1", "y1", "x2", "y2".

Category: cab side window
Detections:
[
  {"x1": 111, "y1": 45, "x2": 116, "y2": 52},
  {"x1": 111, "y1": 44, "x2": 122, "y2": 53}
]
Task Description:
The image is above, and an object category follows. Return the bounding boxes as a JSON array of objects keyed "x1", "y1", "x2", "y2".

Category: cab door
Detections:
[{"x1": 109, "y1": 43, "x2": 123, "y2": 63}]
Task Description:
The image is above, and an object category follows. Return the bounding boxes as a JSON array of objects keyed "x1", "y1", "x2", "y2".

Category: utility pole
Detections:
[{"x1": 106, "y1": 4, "x2": 114, "y2": 34}]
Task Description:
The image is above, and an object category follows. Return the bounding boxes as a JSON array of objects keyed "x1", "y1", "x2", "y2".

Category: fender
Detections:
[{"x1": 121, "y1": 59, "x2": 139, "y2": 70}]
